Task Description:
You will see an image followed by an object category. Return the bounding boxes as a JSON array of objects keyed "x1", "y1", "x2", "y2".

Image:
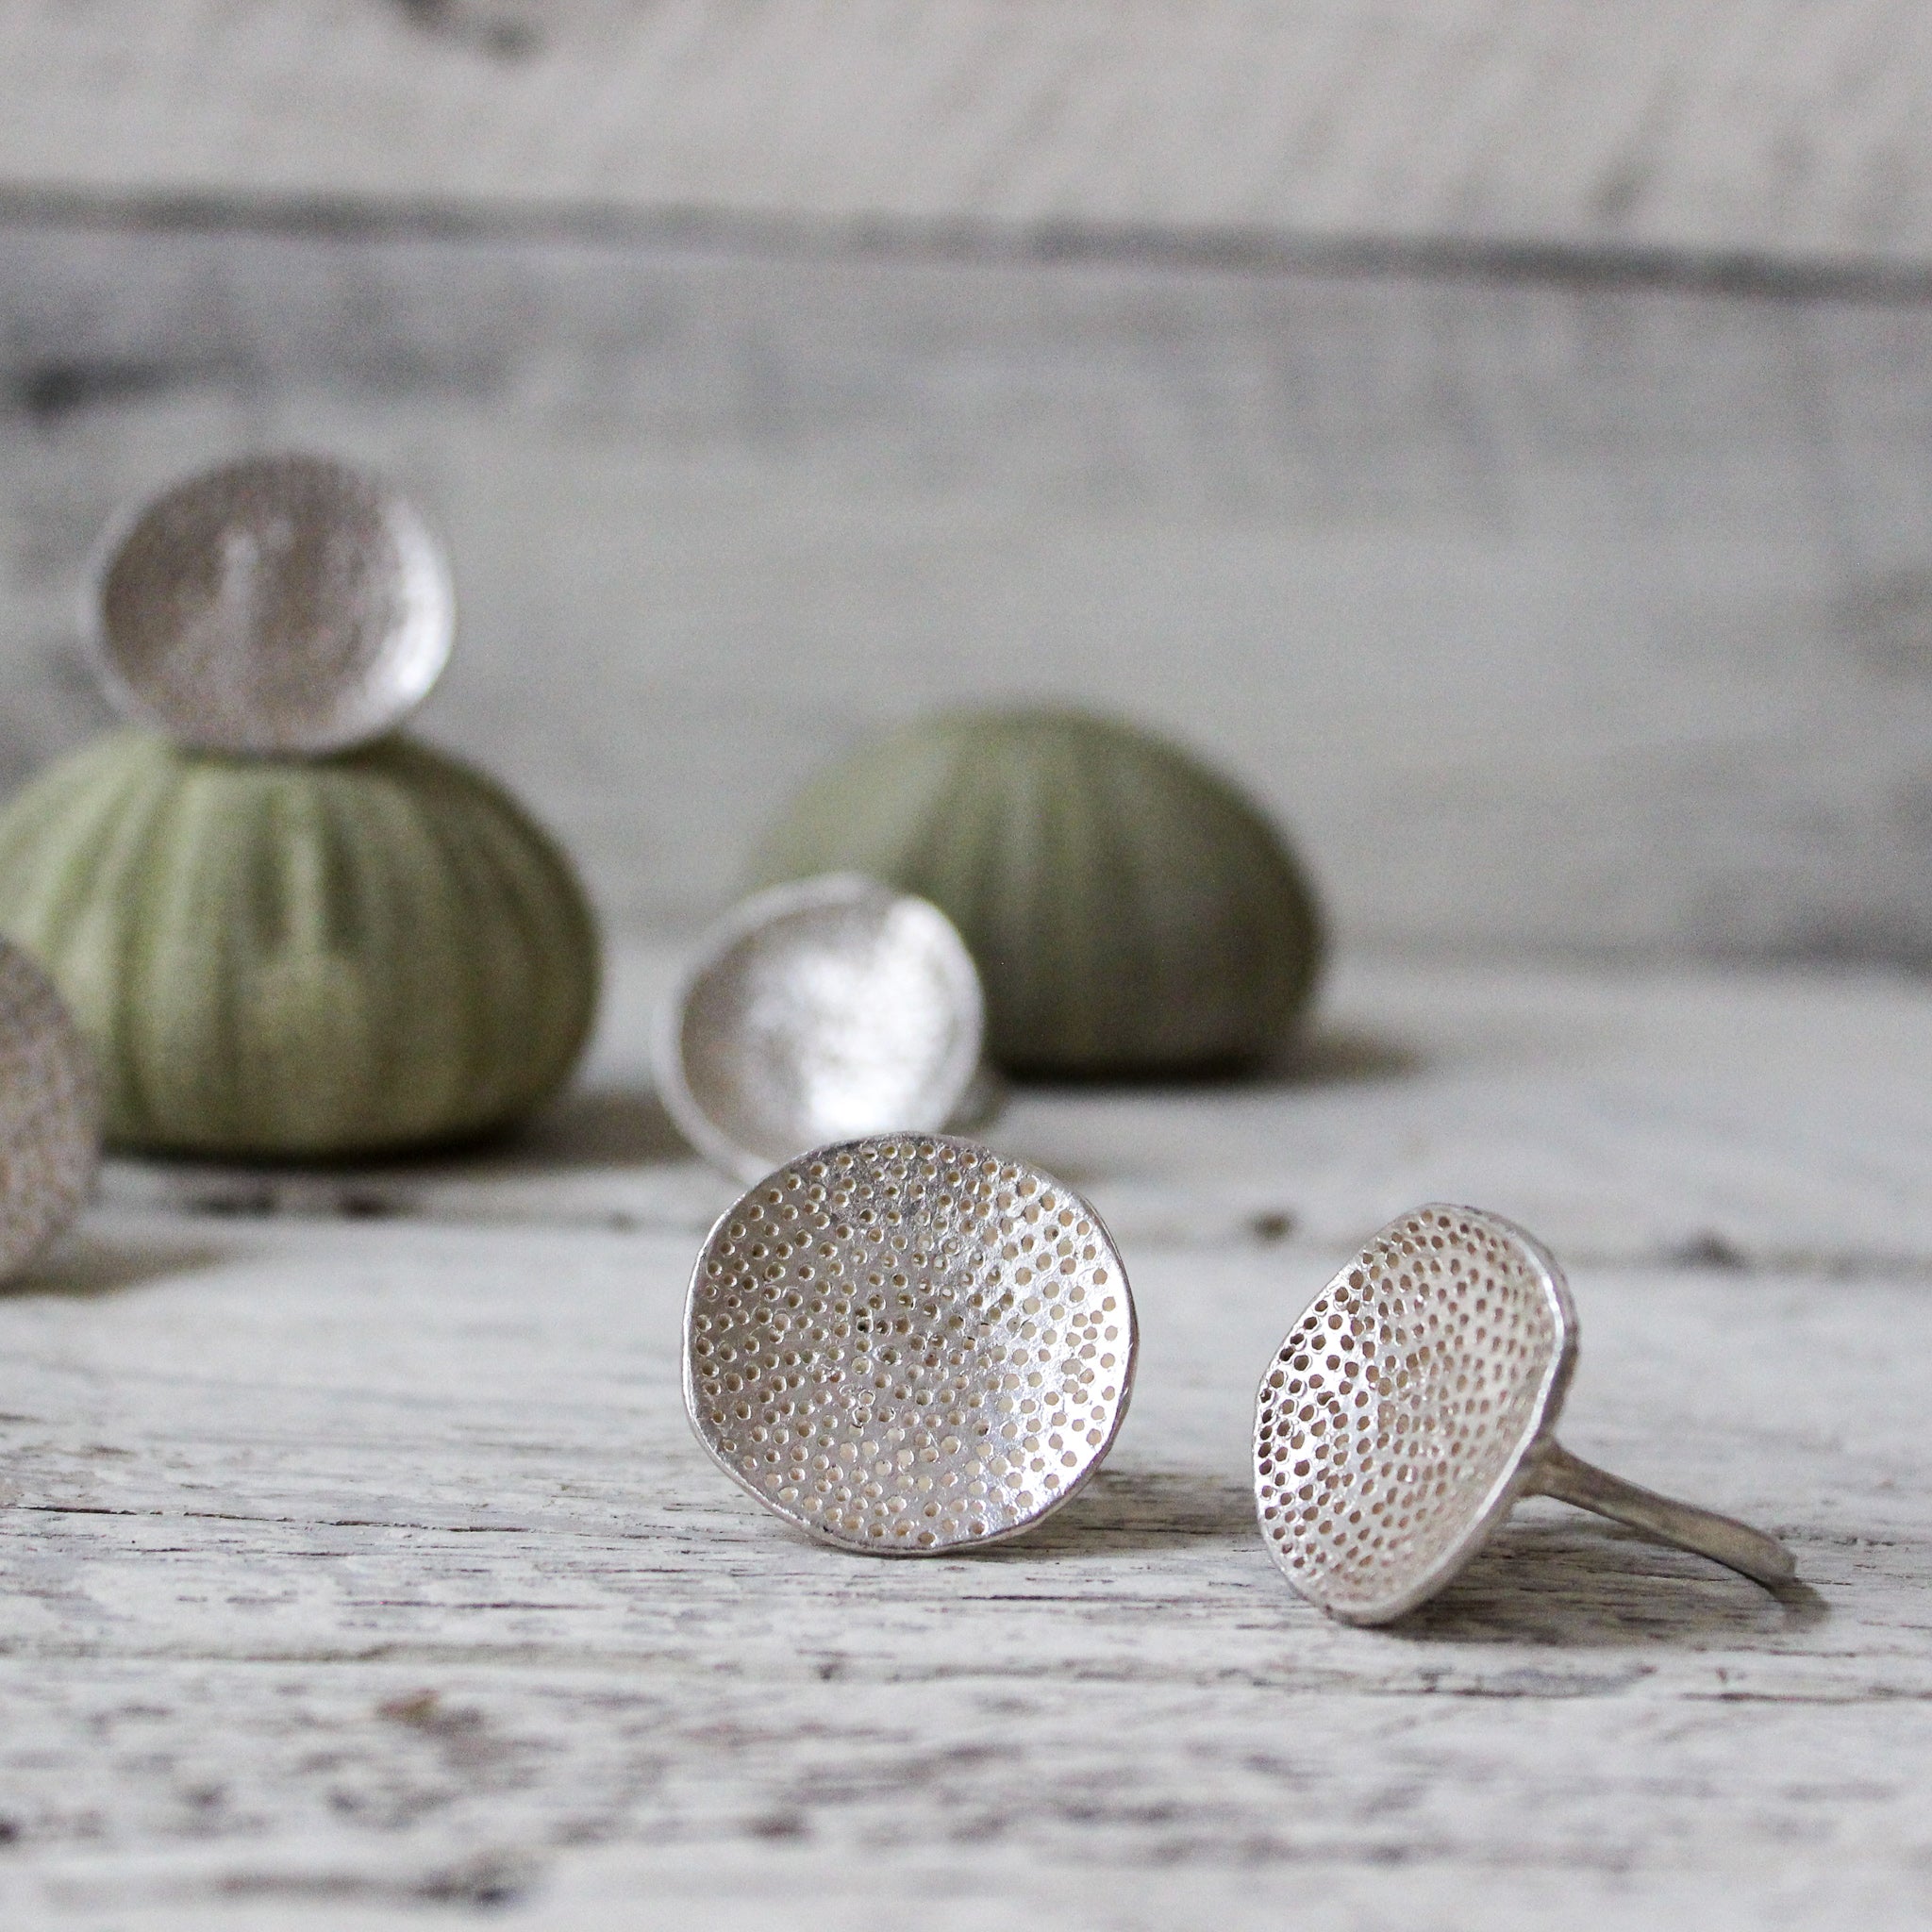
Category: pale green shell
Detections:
[
  {"x1": 750, "y1": 709, "x2": 1324, "y2": 1074},
  {"x1": 0, "y1": 730, "x2": 599, "y2": 1158}
]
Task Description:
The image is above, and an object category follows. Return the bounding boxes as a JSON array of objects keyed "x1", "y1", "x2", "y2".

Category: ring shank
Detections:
[{"x1": 1525, "y1": 1441, "x2": 1796, "y2": 1590}]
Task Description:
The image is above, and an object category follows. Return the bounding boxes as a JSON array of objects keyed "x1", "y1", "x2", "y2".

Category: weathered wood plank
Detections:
[
  {"x1": 5, "y1": 0, "x2": 1932, "y2": 276},
  {"x1": 0, "y1": 1203, "x2": 1919, "y2": 1927},
  {"x1": 5, "y1": 220, "x2": 1932, "y2": 961},
  {"x1": 93, "y1": 949, "x2": 1932, "y2": 1276}
]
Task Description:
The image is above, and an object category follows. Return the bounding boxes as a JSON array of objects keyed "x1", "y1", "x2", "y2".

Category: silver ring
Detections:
[{"x1": 1255, "y1": 1203, "x2": 1794, "y2": 1623}]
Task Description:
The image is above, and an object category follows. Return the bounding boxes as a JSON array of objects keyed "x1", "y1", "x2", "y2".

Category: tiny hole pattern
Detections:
[
  {"x1": 1254, "y1": 1207, "x2": 1558, "y2": 1616},
  {"x1": 0, "y1": 944, "x2": 96, "y2": 1280},
  {"x1": 687, "y1": 1135, "x2": 1132, "y2": 1552}
]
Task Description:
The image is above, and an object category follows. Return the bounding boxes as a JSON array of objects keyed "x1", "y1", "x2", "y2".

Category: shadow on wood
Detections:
[
  {"x1": 1018, "y1": 1028, "x2": 1422, "y2": 1094},
  {"x1": 508, "y1": 1086, "x2": 692, "y2": 1167},
  {"x1": 9, "y1": 1227, "x2": 232, "y2": 1299},
  {"x1": 998, "y1": 1467, "x2": 1258, "y2": 1556},
  {"x1": 1392, "y1": 1521, "x2": 1828, "y2": 1647},
  {"x1": 1268, "y1": 1025, "x2": 1424, "y2": 1087}
]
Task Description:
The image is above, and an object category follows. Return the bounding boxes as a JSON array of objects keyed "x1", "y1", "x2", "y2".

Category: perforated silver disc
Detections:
[
  {"x1": 0, "y1": 941, "x2": 100, "y2": 1281},
  {"x1": 1255, "y1": 1204, "x2": 1574, "y2": 1624},
  {"x1": 92, "y1": 454, "x2": 454, "y2": 755},
  {"x1": 658, "y1": 875, "x2": 988, "y2": 1184},
  {"x1": 685, "y1": 1134, "x2": 1136, "y2": 1553}
]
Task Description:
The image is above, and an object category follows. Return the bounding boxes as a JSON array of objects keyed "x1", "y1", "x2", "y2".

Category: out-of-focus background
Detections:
[{"x1": 5, "y1": 0, "x2": 1932, "y2": 965}]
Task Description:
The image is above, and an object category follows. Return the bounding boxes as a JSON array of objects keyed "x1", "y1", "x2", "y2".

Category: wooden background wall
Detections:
[{"x1": 4, "y1": 0, "x2": 1932, "y2": 962}]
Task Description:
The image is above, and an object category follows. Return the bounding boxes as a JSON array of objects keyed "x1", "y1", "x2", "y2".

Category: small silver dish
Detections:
[
  {"x1": 658, "y1": 875, "x2": 992, "y2": 1185},
  {"x1": 92, "y1": 453, "x2": 454, "y2": 756},
  {"x1": 685, "y1": 1132, "x2": 1137, "y2": 1552},
  {"x1": 1255, "y1": 1203, "x2": 1795, "y2": 1624}
]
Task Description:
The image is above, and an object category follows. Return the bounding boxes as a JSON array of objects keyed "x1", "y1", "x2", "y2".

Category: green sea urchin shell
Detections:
[
  {"x1": 750, "y1": 709, "x2": 1323, "y2": 1074},
  {"x1": 0, "y1": 730, "x2": 599, "y2": 1157}
]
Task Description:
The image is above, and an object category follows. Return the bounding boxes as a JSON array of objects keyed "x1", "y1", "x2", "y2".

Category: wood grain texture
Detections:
[
  {"x1": 4, "y1": 962, "x2": 1927, "y2": 1925},
  {"x1": 95, "y1": 946, "x2": 1932, "y2": 1278},
  {"x1": 0, "y1": 1181, "x2": 1919, "y2": 1924},
  {"x1": 5, "y1": 219, "x2": 1932, "y2": 961},
  {"x1": 0, "y1": 18, "x2": 1924, "y2": 1920},
  {"x1": 4, "y1": 0, "x2": 1932, "y2": 278}
]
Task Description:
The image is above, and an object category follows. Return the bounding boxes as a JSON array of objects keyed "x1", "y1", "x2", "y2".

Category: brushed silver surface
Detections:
[
  {"x1": 1255, "y1": 1203, "x2": 1793, "y2": 1624},
  {"x1": 91, "y1": 453, "x2": 453, "y2": 756},
  {"x1": 658, "y1": 875, "x2": 989, "y2": 1185},
  {"x1": 0, "y1": 941, "x2": 99, "y2": 1282},
  {"x1": 685, "y1": 1133, "x2": 1136, "y2": 1554}
]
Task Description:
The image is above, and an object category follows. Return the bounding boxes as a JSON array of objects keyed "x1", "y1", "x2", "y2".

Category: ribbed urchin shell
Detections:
[
  {"x1": 0, "y1": 730, "x2": 598, "y2": 1158},
  {"x1": 751, "y1": 709, "x2": 1324, "y2": 1074}
]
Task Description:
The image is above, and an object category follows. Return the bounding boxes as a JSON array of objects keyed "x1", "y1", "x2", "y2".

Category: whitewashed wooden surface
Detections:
[
  {"x1": 7, "y1": 0, "x2": 1932, "y2": 276},
  {"x1": 7, "y1": 217, "x2": 1932, "y2": 962},
  {"x1": 0, "y1": 951, "x2": 1916, "y2": 1929},
  {"x1": 98, "y1": 945, "x2": 1932, "y2": 1272},
  {"x1": 0, "y1": 8, "x2": 1927, "y2": 1925},
  {"x1": 3, "y1": 1, "x2": 1932, "y2": 966}
]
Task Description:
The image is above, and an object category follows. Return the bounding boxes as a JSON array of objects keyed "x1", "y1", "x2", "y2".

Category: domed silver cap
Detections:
[
  {"x1": 686, "y1": 1134, "x2": 1136, "y2": 1553},
  {"x1": 0, "y1": 941, "x2": 99, "y2": 1282},
  {"x1": 92, "y1": 454, "x2": 454, "y2": 756},
  {"x1": 658, "y1": 874, "x2": 991, "y2": 1185}
]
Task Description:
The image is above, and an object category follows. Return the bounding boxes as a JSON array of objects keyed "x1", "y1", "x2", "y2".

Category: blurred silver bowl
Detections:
[
  {"x1": 658, "y1": 874, "x2": 993, "y2": 1183},
  {"x1": 92, "y1": 453, "x2": 454, "y2": 756}
]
